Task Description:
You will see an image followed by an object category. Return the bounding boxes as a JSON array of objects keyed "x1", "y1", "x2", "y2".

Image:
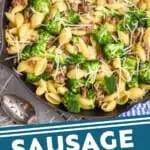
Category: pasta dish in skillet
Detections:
[{"x1": 4, "y1": 0, "x2": 150, "y2": 113}]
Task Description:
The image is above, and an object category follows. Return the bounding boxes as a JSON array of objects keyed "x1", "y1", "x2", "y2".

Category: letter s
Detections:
[
  {"x1": 12, "y1": 139, "x2": 25, "y2": 150},
  {"x1": 66, "y1": 134, "x2": 80, "y2": 150}
]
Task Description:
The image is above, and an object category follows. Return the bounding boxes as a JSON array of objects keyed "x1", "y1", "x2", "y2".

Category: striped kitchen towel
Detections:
[{"x1": 119, "y1": 101, "x2": 150, "y2": 117}]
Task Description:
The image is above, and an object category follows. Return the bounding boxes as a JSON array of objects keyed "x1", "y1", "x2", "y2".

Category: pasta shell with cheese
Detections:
[
  {"x1": 18, "y1": 23, "x2": 31, "y2": 39},
  {"x1": 117, "y1": 91, "x2": 129, "y2": 105},
  {"x1": 101, "y1": 100, "x2": 117, "y2": 112},
  {"x1": 127, "y1": 88, "x2": 145, "y2": 100},
  {"x1": 53, "y1": 1, "x2": 67, "y2": 12},
  {"x1": 5, "y1": 12, "x2": 16, "y2": 24},
  {"x1": 45, "y1": 93, "x2": 62, "y2": 105},
  {"x1": 15, "y1": 13, "x2": 24, "y2": 28},
  {"x1": 121, "y1": 68, "x2": 132, "y2": 82},
  {"x1": 67, "y1": 68, "x2": 87, "y2": 79},
  {"x1": 71, "y1": 29, "x2": 87, "y2": 36},
  {"x1": 77, "y1": 38, "x2": 90, "y2": 59},
  {"x1": 136, "y1": 43, "x2": 146, "y2": 62},
  {"x1": 34, "y1": 58, "x2": 48, "y2": 76},
  {"x1": 118, "y1": 31, "x2": 129, "y2": 46},
  {"x1": 36, "y1": 80, "x2": 47, "y2": 96},
  {"x1": 57, "y1": 87, "x2": 68, "y2": 95},
  {"x1": 17, "y1": 61, "x2": 35, "y2": 74},
  {"x1": 12, "y1": 5, "x2": 25, "y2": 14},
  {"x1": 59, "y1": 28, "x2": 72, "y2": 45},
  {"x1": 144, "y1": 28, "x2": 150, "y2": 46},
  {"x1": 31, "y1": 12, "x2": 45, "y2": 28},
  {"x1": 80, "y1": 97, "x2": 94, "y2": 110},
  {"x1": 47, "y1": 81, "x2": 57, "y2": 94}
]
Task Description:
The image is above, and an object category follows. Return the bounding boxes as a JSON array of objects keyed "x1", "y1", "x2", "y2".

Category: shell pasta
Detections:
[{"x1": 5, "y1": 0, "x2": 150, "y2": 114}]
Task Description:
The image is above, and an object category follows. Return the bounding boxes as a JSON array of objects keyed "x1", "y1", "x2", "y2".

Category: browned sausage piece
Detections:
[
  {"x1": 55, "y1": 73, "x2": 65, "y2": 84},
  {"x1": 46, "y1": 62, "x2": 54, "y2": 74},
  {"x1": 12, "y1": 0, "x2": 28, "y2": 7}
]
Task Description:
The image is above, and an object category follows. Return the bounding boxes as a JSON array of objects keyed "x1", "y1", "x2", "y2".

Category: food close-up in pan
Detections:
[{"x1": 4, "y1": 0, "x2": 150, "y2": 114}]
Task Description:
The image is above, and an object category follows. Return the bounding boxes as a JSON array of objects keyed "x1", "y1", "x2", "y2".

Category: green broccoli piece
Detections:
[
  {"x1": 63, "y1": 91, "x2": 81, "y2": 113},
  {"x1": 71, "y1": 36, "x2": 79, "y2": 45},
  {"x1": 118, "y1": 10, "x2": 147, "y2": 32},
  {"x1": 127, "y1": 75, "x2": 139, "y2": 88},
  {"x1": 103, "y1": 43, "x2": 124, "y2": 60},
  {"x1": 122, "y1": 56, "x2": 137, "y2": 75},
  {"x1": 147, "y1": 18, "x2": 150, "y2": 27},
  {"x1": 21, "y1": 30, "x2": 68, "y2": 65},
  {"x1": 44, "y1": 20, "x2": 62, "y2": 34},
  {"x1": 22, "y1": 29, "x2": 50, "y2": 59},
  {"x1": 26, "y1": 74, "x2": 41, "y2": 82},
  {"x1": 103, "y1": 75, "x2": 117, "y2": 95},
  {"x1": 22, "y1": 30, "x2": 51, "y2": 60},
  {"x1": 121, "y1": 56, "x2": 138, "y2": 88},
  {"x1": 38, "y1": 29, "x2": 50, "y2": 42},
  {"x1": 67, "y1": 54, "x2": 86, "y2": 64},
  {"x1": 96, "y1": 6, "x2": 121, "y2": 17},
  {"x1": 29, "y1": 0, "x2": 51, "y2": 13},
  {"x1": 87, "y1": 89, "x2": 96, "y2": 101},
  {"x1": 82, "y1": 60, "x2": 101, "y2": 84},
  {"x1": 30, "y1": 29, "x2": 50, "y2": 56},
  {"x1": 139, "y1": 61, "x2": 150, "y2": 84},
  {"x1": 67, "y1": 79, "x2": 85, "y2": 93},
  {"x1": 26, "y1": 73, "x2": 51, "y2": 83},
  {"x1": 93, "y1": 24, "x2": 113, "y2": 45},
  {"x1": 66, "y1": 10, "x2": 80, "y2": 24},
  {"x1": 44, "y1": 11, "x2": 62, "y2": 34},
  {"x1": 22, "y1": 45, "x2": 32, "y2": 60}
]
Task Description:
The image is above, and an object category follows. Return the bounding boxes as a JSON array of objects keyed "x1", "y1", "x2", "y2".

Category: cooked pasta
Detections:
[{"x1": 5, "y1": 0, "x2": 150, "y2": 114}]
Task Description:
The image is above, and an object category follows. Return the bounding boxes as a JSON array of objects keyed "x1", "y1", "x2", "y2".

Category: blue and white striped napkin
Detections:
[{"x1": 119, "y1": 101, "x2": 150, "y2": 117}]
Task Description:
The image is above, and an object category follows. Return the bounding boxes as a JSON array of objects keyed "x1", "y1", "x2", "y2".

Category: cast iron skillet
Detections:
[{"x1": 0, "y1": 0, "x2": 150, "y2": 118}]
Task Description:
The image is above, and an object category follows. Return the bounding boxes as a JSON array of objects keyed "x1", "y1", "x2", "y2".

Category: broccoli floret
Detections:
[
  {"x1": 22, "y1": 30, "x2": 51, "y2": 60},
  {"x1": 30, "y1": 29, "x2": 50, "y2": 56},
  {"x1": 26, "y1": 73, "x2": 51, "y2": 83},
  {"x1": 87, "y1": 89, "x2": 96, "y2": 101},
  {"x1": 67, "y1": 54, "x2": 86, "y2": 64},
  {"x1": 71, "y1": 36, "x2": 79, "y2": 45},
  {"x1": 29, "y1": 0, "x2": 51, "y2": 13},
  {"x1": 26, "y1": 74, "x2": 41, "y2": 82},
  {"x1": 22, "y1": 45, "x2": 32, "y2": 60},
  {"x1": 54, "y1": 52, "x2": 68, "y2": 65},
  {"x1": 44, "y1": 20, "x2": 62, "y2": 34},
  {"x1": 63, "y1": 91, "x2": 81, "y2": 113},
  {"x1": 127, "y1": 75, "x2": 139, "y2": 88},
  {"x1": 103, "y1": 43, "x2": 124, "y2": 60},
  {"x1": 67, "y1": 79, "x2": 85, "y2": 93},
  {"x1": 118, "y1": 10, "x2": 147, "y2": 32},
  {"x1": 122, "y1": 56, "x2": 138, "y2": 88},
  {"x1": 44, "y1": 11, "x2": 62, "y2": 34},
  {"x1": 23, "y1": 28, "x2": 51, "y2": 59},
  {"x1": 122, "y1": 56, "x2": 137, "y2": 75},
  {"x1": 82, "y1": 60, "x2": 101, "y2": 84},
  {"x1": 147, "y1": 18, "x2": 150, "y2": 27},
  {"x1": 93, "y1": 24, "x2": 114, "y2": 45},
  {"x1": 66, "y1": 10, "x2": 80, "y2": 24},
  {"x1": 38, "y1": 29, "x2": 50, "y2": 42},
  {"x1": 103, "y1": 75, "x2": 117, "y2": 95},
  {"x1": 21, "y1": 30, "x2": 68, "y2": 65},
  {"x1": 96, "y1": 6, "x2": 121, "y2": 17},
  {"x1": 139, "y1": 61, "x2": 150, "y2": 84}
]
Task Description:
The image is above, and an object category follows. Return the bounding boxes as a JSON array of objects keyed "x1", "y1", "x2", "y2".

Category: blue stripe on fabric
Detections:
[{"x1": 119, "y1": 101, "x2": 150, "y2": 117}]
